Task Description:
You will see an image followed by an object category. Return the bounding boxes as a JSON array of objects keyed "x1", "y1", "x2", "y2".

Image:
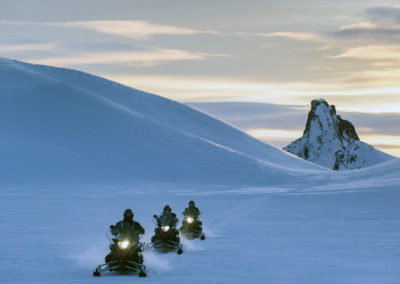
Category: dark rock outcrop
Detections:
[{"x1": 284, "y1": 98, "x2": 393, "y2": 170}]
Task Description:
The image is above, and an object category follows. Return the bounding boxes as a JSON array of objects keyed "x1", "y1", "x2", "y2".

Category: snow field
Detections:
[{"x1": 1, "y1": 181, "x2": 400, "y2": 283}]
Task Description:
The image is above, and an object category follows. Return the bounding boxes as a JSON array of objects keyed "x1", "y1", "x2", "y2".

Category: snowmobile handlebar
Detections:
[
  {"x1": 106, "y1": 230, "x2": 144, "y2": 243},
  {"x1": 184, "y1": 214, "x2": 200, "y2": 218}
]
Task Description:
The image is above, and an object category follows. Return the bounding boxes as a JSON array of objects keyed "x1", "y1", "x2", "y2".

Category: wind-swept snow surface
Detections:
[
  {"x1": 1, "y1": 162, "x2": 400, "y2": 283},
  {"x1": 0, "y1": 58, "x2": 324, "y2": 186}
]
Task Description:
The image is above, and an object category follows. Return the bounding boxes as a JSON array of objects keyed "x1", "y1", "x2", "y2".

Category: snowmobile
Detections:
[
  {"x1": 148, "y1": 214, "x2": 183, "y2": 254},
  {"x1": 180, "y1": 214, "x2": 205, "y2": 240},
  {"x1": 93, "y1": 230, "x2": 146, "y2": 277}
]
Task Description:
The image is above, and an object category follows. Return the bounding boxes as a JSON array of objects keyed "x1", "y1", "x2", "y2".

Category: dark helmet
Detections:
[
  {"x1": 189, "y1": 200, "x2": 195, "y2": 206},
  {"x1": 124, "y1": 208, "x2": 134, "y2": 218},
  {"x1": 163, "y1": 205, "x2": 171, "y2": 212}
]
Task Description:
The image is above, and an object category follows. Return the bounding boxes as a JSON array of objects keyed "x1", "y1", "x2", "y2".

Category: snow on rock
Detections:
[
  {"x1": 0, "y1": 58, "x2": 326, "y2": 186},
  {"x1": 284, "y1": 98, "x2": 394, "y2": 170}
]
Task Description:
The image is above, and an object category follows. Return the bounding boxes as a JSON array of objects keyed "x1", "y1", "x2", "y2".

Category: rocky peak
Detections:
[
  {"x1": 284, "y1": 99, "x2": 392, "y2": 170},
  {"x1": 304, "y1": 98, "x2": 359, "y2": 141}
]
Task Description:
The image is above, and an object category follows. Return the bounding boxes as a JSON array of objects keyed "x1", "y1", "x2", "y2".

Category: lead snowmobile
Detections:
[
  {"x1": 148, "y1": 212, "x2": 183, "y2": 254},
  {"x1": 93, "y1": 229, "x2": 147, "y2": 277}
]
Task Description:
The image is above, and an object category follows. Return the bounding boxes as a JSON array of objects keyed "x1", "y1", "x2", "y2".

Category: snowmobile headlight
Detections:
[
  {"x1": 186, "y1": 217, "x2": 194, "y2": 224},
  {"x1": 118, "y1": 240, "x2": 130, "y2": 249},
  {"x1": 161, "y1": 225, "x2": 170, "y2": 232}
]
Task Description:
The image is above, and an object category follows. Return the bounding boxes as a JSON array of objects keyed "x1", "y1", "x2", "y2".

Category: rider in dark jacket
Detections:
[
  {"x1": 182, "y1": 200, "x2": 202, "y2": 227},
  {"x1": 183, "y1": 200, "x2": 201, "y2": 219},
  {"x1": 110, "y1": 209, "x2": 145, "y2": 240},
  {"x1": 106, "y1": 209, "x2": 145, "y2": 263},
  {"x1": 180, "y1": 201, "x2": 205, "y2": 240},
  {"x1": 152, "y1": 205, "x2": 179, "y2": 243},
  {"x1": 154, "y1": 205, "x2": 178, "y2": 227}
]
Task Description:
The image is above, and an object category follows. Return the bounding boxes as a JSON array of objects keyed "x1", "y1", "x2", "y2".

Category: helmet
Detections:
[
  {"x1": 163, "y1": 205, "x2": 171, "y2": 212},
  {"x1": 189, "y1": 200, "x2": 195, "y2": 206},
  {"x1": 124, "y1": 208, "x2": 134, "y2": 218}
]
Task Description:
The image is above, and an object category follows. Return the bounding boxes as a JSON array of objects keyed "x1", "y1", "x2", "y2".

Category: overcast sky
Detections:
[{"x1": 1, "y1": 0, "x2": 399, "y2": 156}]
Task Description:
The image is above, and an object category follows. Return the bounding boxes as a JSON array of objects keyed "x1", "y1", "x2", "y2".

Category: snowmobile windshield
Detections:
[
  {"x1": 185, "y1": 207, "x2": 199, "y2": 219},
  {"x1": 119, "y1": 231, "x2": 140, "y2": 243},
  {"x1": 159, "y1": 214, "x2": 174, "y2": 226}
]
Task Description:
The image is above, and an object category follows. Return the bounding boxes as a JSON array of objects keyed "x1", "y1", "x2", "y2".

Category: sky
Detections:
[{"x1": 0, "y1": 0, "x2": 399, "y2": 157}]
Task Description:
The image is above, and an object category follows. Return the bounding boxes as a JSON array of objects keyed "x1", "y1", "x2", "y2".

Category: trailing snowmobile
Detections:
[
  {"x1": 148, "y1": 213, "x2": 183, "y2": 254},
  {"x1": 180, "y1": 200, "x2": 205, "y2": 240},
  {"x1": 180, "y1": 214, "x2": 205, "y2": 240},
  {"x1": 93, "y1": 230, "x2": 146, "y2": 277}
]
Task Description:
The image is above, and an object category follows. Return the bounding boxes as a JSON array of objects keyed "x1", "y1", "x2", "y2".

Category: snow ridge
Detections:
[
  {"x1": 283, "y1": 99, "x2": 394, "y2": 170},
  {"x1": 0, "y1": 57, "x2": 327, "y2": 186}
]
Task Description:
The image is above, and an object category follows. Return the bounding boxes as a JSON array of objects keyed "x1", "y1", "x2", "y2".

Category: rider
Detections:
[
  {"x1": 152, "y1": 205, "x2": 179, "y2": 243},
  {"x1": 106, "y1": 209, "x2": 145, "y2": 263},
  {"x1": 110, "y1": 208, "x2": 145, "y2": 239},
  {"x1": 154, "y1": 205, "x2": 178, "y2": 227},
  {"x1": 183, "y1": 200, "x2": 200, "y2": 218},
  {"x1": 182, "y1": 200, "x2": 202, "y2": 227}
]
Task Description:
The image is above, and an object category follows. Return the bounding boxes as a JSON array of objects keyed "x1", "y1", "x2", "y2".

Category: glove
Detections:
[
  {"x1": 110, "y1": 225, "x2": 115, "y2": 230},
  {"x1": 153, "y1": 215, "x2": 157, "y2": 218}
]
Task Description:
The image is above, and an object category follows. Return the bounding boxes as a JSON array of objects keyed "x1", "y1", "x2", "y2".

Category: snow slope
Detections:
[
  {"x1": 0, "y1": 58, "x2": 325, "y2": 186},
  {"x1": 284, "y1": 99, "x2": 394, "y2": 170}
]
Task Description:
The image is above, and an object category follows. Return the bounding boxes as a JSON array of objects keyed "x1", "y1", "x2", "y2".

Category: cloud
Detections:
[
  {"x1": 337, "y1": 20, "x2": 400, "y2": 33},
  {"x1": 106, "y1": 74, "x2": 400, "y2": 109},
  {"x1": 365, "y1": 6, "x2": 400, "y2": 23},
  {"x1": 29, "y1": 48, "x2": 227, "y2": 67},
  {"x1": 235, "y1": 31, "x2": 332, "y2": 50},
  {"x1": 326, "y1": 8, "x2": 400, "y2": 86},
  {"x1": 332, "y1": 25, "x2": 400, "y2": 42},
  {"x1": 0, "y1": 43, "x2": 57, "y2": 53},
  {"x1": 342, "y1": 70, "x2": 400, "y2": 88},
  {"x1": 189, "y1": 102, "x2": 308, "y2": 131},
  {"x1": 360, "y1": 134, "x2": 400, "y2": 157},
  {"x1": 307, "y1": 66, "x2": 333, "y2": 71},
  {"x1": 247, "y1": 128, "x2": 302, "y2": 140},
  {"x1": 235, "y1": 31, "x2": 331, "y2": 50},
  {"x1": 258, "y1": 32, "x2": 328, "y2": 43},
  {"x1": 189, "y1": 101, "x2": 400, "y2": 157},
  {"x1": 331, "y1": 45, "x2": 400, "y2": 61},
  {"x1": 374, "y1": 144, "x2": 400, "y2": 150},
  {"x1": 0, "y1": 20, "x2": 225, "y2": 69},
  {"x1": 0, "y1": 20, "x2": 218, "y2": 40},
  {"x1": 49, "y1": 20, "x2": 219, "y2": 40},
  {"x1": 330, "y1": 7, "x2": 400, "y2": 42},
  {"x1": 255, "y1": 7, "x2": 400, "y2": 49},
  {"x1": 338, "y1": 21, "x2": 380, "y2": 30},
  {"x1": 189, "y1": 101, "x2": 400, "y2": 134},
  {"x1": 259, "y1": 43, "x2": 278, "y2": 49}
]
